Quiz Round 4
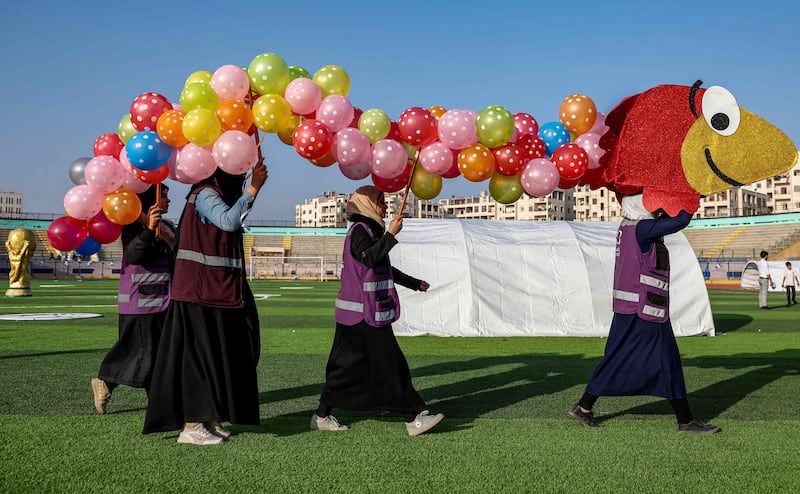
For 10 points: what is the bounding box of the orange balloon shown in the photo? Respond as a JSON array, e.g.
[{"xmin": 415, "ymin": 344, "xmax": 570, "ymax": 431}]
[
  {"xmin": 309, "ymin": 150, "xmax": 336, "ymax": 167},
  {"xmin": 216, "ymin": 99, "xmax": 254, "ymax": 132},
  {"xmin": 103, "ymin": 189, "xmax": 142, "ymax": 225},
  {"xmin": 428, "ymin": 105, "xmax": 447, "ymax": 118},
  {"xmin": 559, "ymin": 94, "xmax": 597, "ymax": 135},
  {"xmin": 156, "ymin": 109, "xmax": 188, "ymax": 147},
  {"xmin": 457, "ymin": 143, "xmax": 495, "ymax": 182},
  {"xmin": 277, "ymin": 114, "xmax": 303, "ymax": 146}
]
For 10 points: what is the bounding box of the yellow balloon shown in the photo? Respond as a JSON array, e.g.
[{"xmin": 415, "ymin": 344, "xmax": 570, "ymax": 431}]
[
  {"xmin": 182, "ymin": 108, "xmax": 222, "ymax": 146},
  {"xmin": 185, "ymin": 70, "xmax": 213, "ymax": 86},
  {"xmin": 117, "ymin": 114, "xmax": 137, "ymax": 144},
  {"xmin": 489, "ymin": 172, "xmax": 524, "ymax": 204},
  {"xmin": 252, "ymin": 94, "xmax": 291, "ymax": 133},
  {"xmin": 410, "ymin": 167, "xmax": 442, "ymax": 200},
  {"xmin": 277, "ymin": 114, "xmax": 304, "ymax": 146},
  {"xmin": 313, "ymin": 65, "xmax": 350, "ymax": 97},
  {"xmin": 180, "ymin": 82, "xmax": 219, "ymax": 112}
]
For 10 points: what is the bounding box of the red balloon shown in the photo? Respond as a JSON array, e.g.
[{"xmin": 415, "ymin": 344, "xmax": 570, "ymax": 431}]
[
  {"xmin": 493, "ymin": 143, "xmax": 526, "ymax": 176},
  {"xmin": 349, "ymin": 107, "xmax": 363, "ymax": 128},
  {"xmin": 558, "ymin": 175, "xmax": 580, "ymax": 189},
  {"xmin": 130, "ymin": 92, "xmax": 172, "ymax": 132},
  {"xmin": 93, "ymin": 133, "xmax": 125, "ymax": 159},
  {"xmin": 372, "ymin": 164, "xmax": 412, "ymax": 193},
  {"xmin": 441, "ymin": 149, "xmax": 461, "ymax": 178},
  {"xmin": 293, "ymin": 120, "xmax": 333, "ymax": 160},
  {"xmin": 551, "ymin": 143, "xmax": 589, "ymax": 180},
  {"xmin": 398, "ymin": 107, "xmax": 438, "ymax": 147},
  {"xmin": 386, "ymin": 121, "xmax": 403, "ymax": 142},
  {"xmin": 513, "ymin": 112, "xmax": 539, "ymax": 137},
  {"xmin": 47, "ymin": 216, "xmax": 89, "ymax": 252},
  {"xmin": 87, "ymin": 210, "xmax": 122, "ymax": 244},
  {"xmin": 133, "ymin": 163, "xmax": 170, "ymax": 184},
  {"xmin": 517, "ymin": 134, "xmax": 547, "ymax": 160}
]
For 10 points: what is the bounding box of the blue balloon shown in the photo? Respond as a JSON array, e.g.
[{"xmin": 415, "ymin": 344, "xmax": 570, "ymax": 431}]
[
  {"xmin": 75, "ymin": 236, "xmax": 102, "ymax": 256},
  {"xmin": 126, "ymin": 131, "xmax": 173, "ymax": 171},
  {"xmin": 538, "ymin": 121, "xmax": 570, "ymax": 156}
]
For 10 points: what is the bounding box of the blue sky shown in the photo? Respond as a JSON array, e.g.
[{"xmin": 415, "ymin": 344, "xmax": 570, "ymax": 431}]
[{"xmin": 1, "ymin": 0, "xmax": 798, "ymax": 221}]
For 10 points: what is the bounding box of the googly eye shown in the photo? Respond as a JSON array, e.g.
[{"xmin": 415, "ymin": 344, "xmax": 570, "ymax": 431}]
[{"xmin": 701, "ymin": 86, "xmax": 740, "ymax": 137}]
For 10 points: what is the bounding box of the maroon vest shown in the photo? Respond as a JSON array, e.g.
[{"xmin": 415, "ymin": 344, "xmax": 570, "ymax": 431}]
[
  {"xmin": 335, "ymin": 222, "xmax": 400, "ymax": 327},
  {"xmin": 171, "ymin": 184, "xmax": 245, "ymax": 308},
  {"xmin": 612, "ymin": 219, "xmax": 671, "ymax": 323}
]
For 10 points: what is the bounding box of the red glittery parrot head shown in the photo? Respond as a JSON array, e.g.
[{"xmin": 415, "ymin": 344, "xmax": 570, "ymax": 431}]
[{"xmin": 581, "ymin": 81, "xmax": 797, "ymax": 215}]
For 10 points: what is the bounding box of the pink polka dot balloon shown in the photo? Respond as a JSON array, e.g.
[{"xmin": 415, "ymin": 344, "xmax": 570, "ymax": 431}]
[
  {"xmin": 419, "ymin": 142, "xmax": 454, "ymax": 176},
  {"xmin": 573, "ymin": 132, "xmax": 606, "ymax": 170},
  {"xmin": 84, "ymin": 155, "xmax": 126, "ymax": 194},
  {"xmin": 284, "ymin": 77, "xmax": 322, "ymax": 116},
  {"xmin": 521, "ymin": 158, "xmax": 559, "ymax": 197},
  {"xmin": 437, "ymin": 109, "xmax": 478, "ymax": 150},
  {"xmin": 213, "ymin": 130, "xmax": 258, "ymax": 175},
  {"xmin": 551, "ymin": 143, "xmax": 589, "ymax": 180},
  {"xmin": 334, "ymin": 128, "xmax": 371, "ymax": 167},
  {"xmin": 317, "ymin": 95, "xmax": 355, "ymax": 133},
  {"xmin": 63, "ymin": 184, "xmax": 104, "ymax": 220},
  {"xmin": 210, "ymin": 65, "xmax": 251, "ymax": 101},
  {"xmin": 176, "ymin": 143, "xmax": 217, "ymax": 182},
  {"xmin": 371, "ymin": 139, "xmax": 408, "ymax": 178}
]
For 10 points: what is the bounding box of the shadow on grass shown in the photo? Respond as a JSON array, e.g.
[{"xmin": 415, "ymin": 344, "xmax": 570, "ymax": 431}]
[
  {"xmin": 712, "ymin": 313, "xmax": 754, "ymax": 333},
  {"xmin": 597, "ymin": 348, "xmax": 800, "ymax": 422}
]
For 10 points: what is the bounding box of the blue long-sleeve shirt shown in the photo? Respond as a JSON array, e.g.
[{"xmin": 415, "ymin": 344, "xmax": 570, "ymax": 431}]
[
  {"xmin": 635, "ymin": 210, "xmax": 691, "ymax": 252},
  {"xmin": 194, "ymin": 188, "xmax": 256, "ymax": 232}
]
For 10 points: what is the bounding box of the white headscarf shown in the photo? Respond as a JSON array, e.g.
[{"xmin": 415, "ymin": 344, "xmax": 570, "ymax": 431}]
[{"xmin": 621, "ymin": 194, "xmax": 653, "ymax": 220}]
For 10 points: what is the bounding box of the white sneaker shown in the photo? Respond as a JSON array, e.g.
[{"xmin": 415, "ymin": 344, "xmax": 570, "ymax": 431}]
[
  {"xmin": 206, "ymin": 421, "xmax": 231, "ymax": 439},
  {"xmin": 406, "ymin": 410, "xmax": 444, "ymax": 436},
  {"xmin": 177, "ymin": 423, "xmax": 225, "ymax": 445},
  {"xmin": 310, "ymin": 414, "xmax": 349, "ymax": 431}
]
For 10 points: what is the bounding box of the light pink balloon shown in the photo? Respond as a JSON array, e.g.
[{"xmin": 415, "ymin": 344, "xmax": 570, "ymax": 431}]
[
  {"xmin": 521, "ymin": 158, "xmax": 559, "ymax": 197},
  {"xmin": 339, "ymin": 159, "xmax": 372, "ymax": 180},
  {"xmin": 84, "ymin": 155, "xmax": 126, "ymax": 194},
  {"xmin": 177, "ymin": 143, "xmax": 217, "ymax": 181},
  {"xmin": 371, "ymin": 139, "xmax": 408, "ymax": 178},
  {"xmin": 168, "ymin": 146, "xmax": 200, "ymax": 184},
  {"xmin": 334, "ymin": 128, "xmax": 371, "ymax": 166},
  {"xmin": 419, "ymin": 142, "xmax": 454, "ymax": 175},
  {"xmin": 121, "ymin": 167, "xmax": 151, "ymax": 193},
  {"xmin": 284, "ymin": 77, "xmax": 322, "ymax": 116},
  {"xmin": 574, "ymin": 132, "xmax": 606, "ymax": 169},
  {"xmin": 213, "ymin": 130, "xmax": 258, "ymax": 175},
  {"xmin": 588, "ymin": 112, "xmax": 608, "ymax": 135},
  {"xmin": 437, "ymin": 109, "xmax": 478, "ymax": 150},
  {"xmin": 211, "ymin": 65, "xmax": 251, "ymax": 101},
  {"xmin": 63, "ymin": 184, "xmax": 104, "ymax": 220},
  {"xmin": 317, "ymin": 95, "xmax": 354, "ymax": 133}
]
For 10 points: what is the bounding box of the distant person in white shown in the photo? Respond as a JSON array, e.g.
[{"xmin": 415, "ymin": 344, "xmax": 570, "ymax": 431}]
[
  {"xmin": 781, "ymin": 261, "xmax": 799, "ymax": 306},
  {"xmin": 756, "ymin": 250, "xmax": 773, "ymax": 309}
]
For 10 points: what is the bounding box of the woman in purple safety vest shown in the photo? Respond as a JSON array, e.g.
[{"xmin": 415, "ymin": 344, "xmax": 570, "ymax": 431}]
[
  {"xmin": 311, "ymin": 186, "xmax": 444, "ymax": 437},
  {"xmin": 568, "ymin": 194, "xmax": 720, "ymax": 434},
  {"xmin": 92, "ymin": 185, "xmax": 175, "ymax": 415},
  {"xmin": 143, "ymin": 161, "xmax": 268, "ymax": 446}
]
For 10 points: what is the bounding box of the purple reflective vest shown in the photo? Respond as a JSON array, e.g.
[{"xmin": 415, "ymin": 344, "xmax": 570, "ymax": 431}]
[
  {"xmin": 171, "ymin": 184, "xmax": 245, "ymax": 309},
  {"xmin": 335, "ymin": 222, "xmax": 400, "ymax": 327},
  {"xmin": 117, "ymin": 256, "xmax": 171, "ymax": 315},
  {"xmin": 612, "ymin": 218, "xmax": 671, "ymax": 323}
]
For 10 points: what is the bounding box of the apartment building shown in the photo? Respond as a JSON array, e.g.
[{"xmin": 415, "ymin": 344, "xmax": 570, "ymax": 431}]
[{"xmin": 0, "ymin": 188, "xmax": 23, "ymax": 218}]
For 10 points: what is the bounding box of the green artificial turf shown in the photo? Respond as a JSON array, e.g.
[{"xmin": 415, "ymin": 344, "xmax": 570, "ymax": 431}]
[{"xmin": 1, "ymin": 280, "xmax": 799, "ymax": 493}]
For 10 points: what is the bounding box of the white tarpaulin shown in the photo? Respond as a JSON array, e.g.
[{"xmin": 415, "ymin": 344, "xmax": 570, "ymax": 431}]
[
  {"xmin": 390, "ymin": 219, "xmax": 714, "ymax": 337},
  {"xmin": 740, "ymin": 260, "xmax": 793, "ymax": 291}
]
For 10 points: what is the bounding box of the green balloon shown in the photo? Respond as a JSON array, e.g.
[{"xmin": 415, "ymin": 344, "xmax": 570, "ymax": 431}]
[
  {"xmin": 180, "ymin": 82, "xmax": 219, "ymax": 112},
  {"xmin": 248, "ymin": 53, "xmax": 290, "ymax": 95},
  {"xmin": 288, "ymin": 65, "xmax": 311, "ymax": 81},
  {"xmin": 489, "ymin": 173, "xmax": 524, "ymax": 204},
  {"xmin": 358, "ymin": 108, "xmax": 391, "ymax": 144},
  {"xmin": 117, "ymin": 114, "xmax": 137, "ymax": 144},
  {"xmin": 477, "ymin": 105, "xmax": 514, "ymax": 148},
  {"xmin": 313, "ymin": 65, "xmax": 350, "ymax": 97}
]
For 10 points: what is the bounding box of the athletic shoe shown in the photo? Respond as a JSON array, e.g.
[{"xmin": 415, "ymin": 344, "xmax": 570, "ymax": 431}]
[
  {"xmin": 177, "ymin": 423, "xmax": 225, "ymax": 445},
  {"xmin": 568, "ymin": 404, "xmax": 601, "ymax": 428},
  {"xmin": 678, "ymin": 419, "xmax": 721, "ymax": 434},
  {"xmin": 91, "ymin": 378, "xmax": 111, "ymax": 415},
  {"xmin": 406, "ymin": 410, "xmax": 444, "ymax": 436},
  {"xmin": 206, "ymin": 421, "xmax": 231, "ymax": 439},
  {"xmin": 310, "ymin": 414, "xmax": 349, "ymax": 431}
]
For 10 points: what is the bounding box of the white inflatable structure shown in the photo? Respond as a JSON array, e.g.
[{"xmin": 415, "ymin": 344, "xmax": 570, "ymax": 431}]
[
  {"xmin": 740, "ymin": 260, "xmax": 796, "ymax": 292},
  {"xmin": 390, "ymin": 219, "xmax": 714, "ymax": 337}
]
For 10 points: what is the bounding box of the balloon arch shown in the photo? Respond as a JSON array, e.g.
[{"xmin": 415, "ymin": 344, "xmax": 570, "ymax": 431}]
[{"xmin": 48, "ymin": 51, "xmax": 606, "ymax": 254}]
